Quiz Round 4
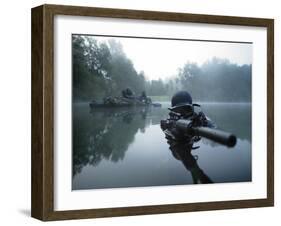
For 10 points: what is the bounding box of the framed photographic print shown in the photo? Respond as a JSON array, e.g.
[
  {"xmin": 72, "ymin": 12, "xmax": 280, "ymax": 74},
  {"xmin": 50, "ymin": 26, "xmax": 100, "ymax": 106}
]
[{"xmin": 31, "ymin": 4, "xmax": 274, "ymax": 221}]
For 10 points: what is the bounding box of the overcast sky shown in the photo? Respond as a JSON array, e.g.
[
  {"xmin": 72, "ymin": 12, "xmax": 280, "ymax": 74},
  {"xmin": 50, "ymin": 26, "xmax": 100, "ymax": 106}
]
[{"xmin": 94, "ymin": 36, "xmax": 252, "ymax": 81}]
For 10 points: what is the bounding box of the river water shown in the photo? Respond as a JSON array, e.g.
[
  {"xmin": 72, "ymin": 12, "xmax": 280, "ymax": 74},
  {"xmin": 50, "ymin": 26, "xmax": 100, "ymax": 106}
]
[{"xmin": 72, "ymin": 102, "xmax": 251, "ymax": 190}]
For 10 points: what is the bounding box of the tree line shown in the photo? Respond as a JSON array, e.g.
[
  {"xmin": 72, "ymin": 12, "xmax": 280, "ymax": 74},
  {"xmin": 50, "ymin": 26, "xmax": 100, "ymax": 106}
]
[{"xmin": 73, "ymin": 35, "xmax": 251, "ymax": 102}]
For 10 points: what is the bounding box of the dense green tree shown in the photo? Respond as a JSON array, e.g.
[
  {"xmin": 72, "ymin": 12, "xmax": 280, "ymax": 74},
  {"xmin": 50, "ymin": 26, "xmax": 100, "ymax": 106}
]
[
  {"xmin": 72, "ymin": 35, "xmax": 112, "ymax": 100},
  {"xmin": 73, "ymin": 36, "xmax": 147, "ymax": 100}
]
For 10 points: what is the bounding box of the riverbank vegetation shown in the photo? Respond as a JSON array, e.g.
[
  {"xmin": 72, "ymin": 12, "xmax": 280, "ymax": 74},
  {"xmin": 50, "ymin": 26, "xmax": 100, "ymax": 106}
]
[{"xmin": 73, "ymin": 35, "xmax": 251, "ymax": 103}]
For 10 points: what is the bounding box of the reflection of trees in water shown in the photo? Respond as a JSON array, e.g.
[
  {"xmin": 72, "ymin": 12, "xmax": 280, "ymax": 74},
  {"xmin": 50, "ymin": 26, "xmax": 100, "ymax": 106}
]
[
  {"xmin": 72, "ymin": 104, "xmax": 250, "ymax": 177},
  {"xmin": 72, "ymin": 106, "xmax": 168, "ymax": 176}
]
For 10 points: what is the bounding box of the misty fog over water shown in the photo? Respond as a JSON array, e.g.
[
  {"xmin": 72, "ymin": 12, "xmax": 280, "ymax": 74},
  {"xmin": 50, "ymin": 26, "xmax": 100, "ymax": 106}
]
[
  {"xmin": 72, "ymin": 102, "xmax": 251, "ymax": 189},
  {"xmin": 72, "ymin": 35, "xmax": 252, "ymax": 189}
]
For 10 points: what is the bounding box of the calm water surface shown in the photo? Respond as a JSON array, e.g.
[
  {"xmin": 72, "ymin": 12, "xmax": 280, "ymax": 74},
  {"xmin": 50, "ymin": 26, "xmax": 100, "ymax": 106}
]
[{"xmin": 72, "ymin": 102, "xmax": 251, "ymax": 190}]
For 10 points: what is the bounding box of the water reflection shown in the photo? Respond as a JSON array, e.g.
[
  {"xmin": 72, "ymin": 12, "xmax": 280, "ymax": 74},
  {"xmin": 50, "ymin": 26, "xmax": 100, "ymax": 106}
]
[
  {"xmin": 72, "ymin": 103, "xmax": 251, "ymax": 190},
  {"xmin": 72, "ymin": 106, "xmax": 166, "ymax": 176},
  {"xmin": 167, "ymin": 139, "xmax": 213, "ymax": 184}
]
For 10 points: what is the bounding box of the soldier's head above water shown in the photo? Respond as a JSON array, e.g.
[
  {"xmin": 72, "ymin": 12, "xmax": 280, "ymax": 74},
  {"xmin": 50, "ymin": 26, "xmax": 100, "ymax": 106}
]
[
  {"xmin": 169, "ymin": 91, "xmax": 195, "ymax": 116},
  {"xmin": 161, "ymin": 90, "xmax": 237, "ymax": 148}
]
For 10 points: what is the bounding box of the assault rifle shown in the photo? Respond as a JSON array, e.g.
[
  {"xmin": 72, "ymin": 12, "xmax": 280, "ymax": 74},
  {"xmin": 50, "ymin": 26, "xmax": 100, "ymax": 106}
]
[{"xmin": 160, "ymin": 104, "xmax": 237, "ymax": 147}]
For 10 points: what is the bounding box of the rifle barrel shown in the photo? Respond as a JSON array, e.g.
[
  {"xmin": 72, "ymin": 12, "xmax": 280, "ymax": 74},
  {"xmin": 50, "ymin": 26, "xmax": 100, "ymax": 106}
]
[
  {"xmin": 175, "ymin": 119, "xmax": 237, "ymax": 147},
  {"xmin": 194, "ymin": 127, "xmax": 236, "ymax": 147}
]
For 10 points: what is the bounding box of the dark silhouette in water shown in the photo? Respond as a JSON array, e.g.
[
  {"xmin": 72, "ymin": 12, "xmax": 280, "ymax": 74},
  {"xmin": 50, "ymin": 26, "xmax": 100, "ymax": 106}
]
[
  {"xmin": 161, "ymin": 91, "xmax": 237, "ymax": 147},
  {"xmin": 73, "ymin": 106, "xmax": 152, "ymax": 176},
  {"xmin": 89, "ymin": 88, "xmax": 157, "ymax": 108},
  {"xmin": 122, "ymin": 88, "xmax": 134, "ymax": 99},
  {"xmin": 166, "ymin": 137, "xmax": 213, "ymax": 184},
  {"xmin": 160, "ymin": 91, "xmax": 238, "ymax": 184},
  {"xmin": 72, "ymin": 102, "xmax": 251, "ymax": 190}
]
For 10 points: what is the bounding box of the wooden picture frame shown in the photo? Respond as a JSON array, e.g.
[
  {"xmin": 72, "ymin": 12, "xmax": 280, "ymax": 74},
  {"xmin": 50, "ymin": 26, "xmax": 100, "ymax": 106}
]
[{"xmin": 31, "ymin": 4, "xmax": 274, "ymax": 221}]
